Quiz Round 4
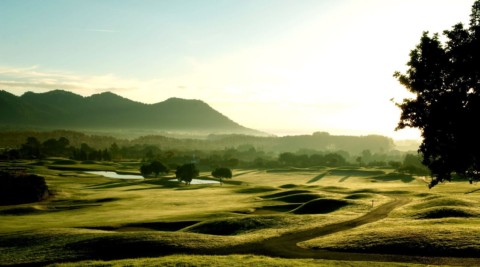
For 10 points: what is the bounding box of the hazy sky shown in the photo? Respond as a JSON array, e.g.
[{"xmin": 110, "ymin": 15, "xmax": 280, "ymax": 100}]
[{"xmin": 0, "ymin": 0, "xmax": 474, "ymax": 139}]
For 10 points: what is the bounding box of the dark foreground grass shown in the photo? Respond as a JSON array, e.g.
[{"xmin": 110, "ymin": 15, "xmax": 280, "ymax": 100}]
[{"xmin": 47, "ymin": 254, "xmax": 436, "ymax": 267}]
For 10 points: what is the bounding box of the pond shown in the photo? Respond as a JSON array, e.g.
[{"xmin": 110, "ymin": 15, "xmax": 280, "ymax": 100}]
[
  {"xmin": 85, "ymin": 171, "xmax": 144, "ymax": 179},
  {"xmin": 169, "ymin": 179, "xmax": 220, "ymax": 185},
  {"xmin": 84, "ymin": 171, "xmax": 220, "ymax": 184}
]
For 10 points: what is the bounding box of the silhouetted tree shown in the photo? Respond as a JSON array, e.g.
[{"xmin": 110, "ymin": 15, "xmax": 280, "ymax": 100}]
[
  {"xmin": 0, "ymin": 171, "xmax": 49, "ymax": 205},
  {"xmin": 150, "ymin": 160, "xmax": 169, "ymax": 177},
  {"xmin": 394, "ymin": 1, "xmax": 480, "ymax": 188},
  {"xmin": 20, "ymin": 137, "xmax": 42, "ymax": 159},
  {"xmin": 139, "ymin": 160, "xmax": 168, "ymax": 177},
  {"xmin": 211, "ymin": 167, "xmax": 232, "ymax": 185},
  {"xmin": 140, "ymin": 164, "xmax": 152, "ymax": 177},
  {"xmin": 175, "ymin": 163, "xmax": 199, "ymax": 185}
]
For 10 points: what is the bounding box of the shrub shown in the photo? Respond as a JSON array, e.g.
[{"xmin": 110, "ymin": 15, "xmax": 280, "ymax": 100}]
[{"xmin": 0, "ymin": 171, "xmax": 49, "ymax": 205}]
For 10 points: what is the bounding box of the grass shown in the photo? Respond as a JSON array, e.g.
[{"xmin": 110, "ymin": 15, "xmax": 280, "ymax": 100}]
[
  {"xmin": 2, "ymin": 160, "xmax": 480, "ymax": 265},
  {"xmin": 47, "ymin": 254, "xmax": 440, "ymax": 267},
  {"xmin": 260, "ymin": 189, "xmax": 313, "ymax": 199},
  {"xmin": 291, "ymin": 198, "xmax": 353, "ymax": 214},
  {"xmin": 301, "ymin": 218, "xmax": 480, "ymax": 257},
  {"xmin": 269, "ymin": 193, "xmax": 324, "ymax": 203},
  {"xmin": 182, "ymin": 215, "xmax": 291, "ymax": 235}
]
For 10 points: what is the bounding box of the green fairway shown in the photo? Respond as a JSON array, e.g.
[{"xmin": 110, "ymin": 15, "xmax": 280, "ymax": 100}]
[{"xmin": 1, "ymin": 160, "xmax": 480, "ymax": 266}]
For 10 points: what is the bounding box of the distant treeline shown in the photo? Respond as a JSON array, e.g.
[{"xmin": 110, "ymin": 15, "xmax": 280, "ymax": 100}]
[
  {"xmin": 0, "ymin": 132, "xmax": 427, "ymax": 174},
  {"xmin": 0, "ymin": 130, "xmax": 397, "ymax": 154}
]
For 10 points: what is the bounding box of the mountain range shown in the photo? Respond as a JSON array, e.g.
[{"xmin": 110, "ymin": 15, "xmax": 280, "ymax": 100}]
[{"xmin": 0, "ymin": 89, "xmax": 265, "ymax": 136}]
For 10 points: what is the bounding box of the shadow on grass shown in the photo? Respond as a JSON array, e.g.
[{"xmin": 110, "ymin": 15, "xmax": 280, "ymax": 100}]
[
  {"xmin": 81, "ymin": 220, "xmax": 200, "ymax": 232},
  {"xmin": 370, "ymin": 173, "xmax": 415, "ymax": 183},
  {"xmin": 235, "ymin": 186, "xmax": 278, "ymax": 194},
  {"xmin": 329, "ymin": 169, "xmax": 385, "ymax": 176},
  {"xmin": 86, "ymin": 178, "xmax": 179, "ymax": 190},
  {"xmin": 0, "ymin": 198, "xmax": 119, "ymax": 215},
  {"xmin": 344, "ymin": 193, "xmax": 375, "ymax": 200},
  {"xmin": 291, "ymin": 198, "xmax": 351, "ymax": 214},
  {"xmin": 413, "ymin": 207, "xmax": 478, "ymax": 219},
  {"xmin": 182, "ymin": 215, "xmax": 285, "ymax": 236},
  {"xmin": 260, "ymin": 189, "xmax": 312, "ymax": 199},
  {"xmin": 306, "ymin": 172, "xmax": 328, "ymax": 183},
  {"xmin": 253, "ymin": 203, "xmax": 301, "ymax": 214}
]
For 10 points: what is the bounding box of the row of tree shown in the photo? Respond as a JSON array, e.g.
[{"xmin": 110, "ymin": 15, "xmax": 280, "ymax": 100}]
[
  {"xmin": 1, "ymin": 137, "xmax": 428, "ymax": 175},
  {"xmin": 139, "ymin": 160, "xmax": 232, "ymax": 186}
]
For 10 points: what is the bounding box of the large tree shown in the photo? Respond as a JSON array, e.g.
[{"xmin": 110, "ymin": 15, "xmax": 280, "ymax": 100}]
[
  {"xmin": 140, "ymin": 160, "xmax": 169, "ymax": 177},
  {"xmin": 394, "ymin": 1, "xmax": 480, "ymax": 188},
  {"xmin": 175, "ymin": 163, "xmax": 199, "ymax": 185},
  {"xmin": 211, "ymin": 167, "xmax": 233, "ymax": 185}
]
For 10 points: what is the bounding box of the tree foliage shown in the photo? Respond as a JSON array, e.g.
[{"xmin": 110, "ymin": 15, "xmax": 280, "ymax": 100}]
[
  {"xmin": 394, "ymin": 1, "xmax": 480, "ymax": 188},
  {"xmin": 175, "ymin": 163, "xmax": 199, "ymax": 185},
  {"xmin": 140, "ymin": 160, "xmax": 169, "ymax": 177},
  {"xmin": 211, "ymin": 167, "xmax": 233, "ymax": 184}
]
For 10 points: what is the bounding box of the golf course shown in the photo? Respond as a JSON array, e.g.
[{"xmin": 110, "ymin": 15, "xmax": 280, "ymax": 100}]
[{"xmin": 1, "ymin": 159, "xmax": 480, "ymax": 266}]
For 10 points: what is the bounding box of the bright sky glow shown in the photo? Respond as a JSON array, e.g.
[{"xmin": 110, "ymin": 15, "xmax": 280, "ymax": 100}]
[{"xmin": 0, "ymin": 0, "xmax": 474, "ymax": 139}]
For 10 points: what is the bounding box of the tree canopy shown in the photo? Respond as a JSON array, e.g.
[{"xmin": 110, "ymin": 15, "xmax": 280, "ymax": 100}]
[
  {"xmin": 140, "ymin": 160, "xmax": 169, "ymax": 177},
  {"xmin": 394, "ymin": 1, "xmax": 480, "ymax": 188},
  {"xmin": 211, "ymin": 167, "xmax": 232, "ymax": 185},
  {"xmin": 175, "ymin": 163, "xmax": 199, "ymax": 185}
]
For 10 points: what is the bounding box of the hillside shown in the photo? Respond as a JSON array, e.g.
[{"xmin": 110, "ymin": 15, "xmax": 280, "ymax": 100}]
[
  {"xmin": 0, "ymin": 90, "xmax": 264, "ymax": 136},
  {"xmin": 0, "ymin": 130, "xmax": 396, "ymax": 155}
]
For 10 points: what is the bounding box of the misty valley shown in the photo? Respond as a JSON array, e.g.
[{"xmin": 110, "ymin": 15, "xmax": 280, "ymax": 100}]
[
  {"xmin": 2, "ymin": 0, "xmax": 480, "ymax": 266},
  {"xmin": 0, "ymin": 124, "xmax": 479, "ymax": 266}
]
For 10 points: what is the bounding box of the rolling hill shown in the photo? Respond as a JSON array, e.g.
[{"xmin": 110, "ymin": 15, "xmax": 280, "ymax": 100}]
[{"xmin": 0, "ymin": 90, "xmax": 265, "ymax": 136}]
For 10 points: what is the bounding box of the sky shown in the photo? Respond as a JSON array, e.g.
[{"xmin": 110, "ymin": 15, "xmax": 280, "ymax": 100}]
[{"xmin": 0, "ymin": 0, "xmax": 475, "ymax": 140}]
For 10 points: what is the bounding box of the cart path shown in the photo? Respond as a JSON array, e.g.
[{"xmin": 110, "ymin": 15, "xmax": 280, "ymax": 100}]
[
  {"xmin": 223, "ymin": 198, "xmax": 411, "ymax": 257},
  {"xmin": 209, "ymin": 197, "xmax": 480, "ymax": 265}
]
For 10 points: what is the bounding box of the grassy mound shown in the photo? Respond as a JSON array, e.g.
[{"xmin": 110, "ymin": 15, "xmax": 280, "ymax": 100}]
[
  {"xmin": 235, "ymin": 186, "xmax": 278, "ymax": 194},
  {"xmin": 182, "ymin": 216, "xmax": 286, "ymax": 235},
  {"xmin": 272, "ymin": 193, "xmax": 323, "ymax": 203},
  {"xmin": 279, "ymin": 184, "xmax": 299, "ymax": 189},
  {"xmin": 302, "ymin": 224, "xmax": 480, "ymax": 257},
  {"xmin": 291, "ymin": 198, "xmax": 351, "ymax": 214},
  {"xmin": 415, "ymin": 193, "xmax": 438, "ymax": 198},
  {"xmin": 48, "ymin": 254, "xmax": 420, "ymax": 267},
  {"xmin": 83, "ymin": 220, "xmax": 199, "ymax": 232},
  {"xmin": 344, "ymin": 193, "xmax": 374, "ymax": 199},
  {"xmin": 254, "ymin": 204, "xmax": 301, "ymax": 213},
  {"xmin": 413, "ymin": 207, "xmax": 478, "ymax": 219},
  {"xmin": 260, "ymin": 190, "xmax": 312, "ymax": 199},
  {"xmin": 349, "ymin": 188, "xmax": 381, "ymax": 194},
  {"xmin": 410, "ymin": 197, "xmax": 474, "ymax": 211},
  {"xmin": 321, "ymin": 186, "xmax": 349, "ymax": 192}
]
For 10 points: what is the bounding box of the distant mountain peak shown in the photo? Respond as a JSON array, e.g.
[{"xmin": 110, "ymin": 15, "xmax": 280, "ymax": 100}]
[
  {"xmin": 22, "ymin": 89, "xmax": 80, "ymax": 97},
  {"xmin": 0, "ymin": 89, "xmax": 266, "ymax": 136}
]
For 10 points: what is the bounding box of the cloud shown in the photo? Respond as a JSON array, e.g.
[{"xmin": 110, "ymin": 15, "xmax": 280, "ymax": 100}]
[{"xmin": 0, "ymin": 65, "xmax": 148, "ymax": 98}]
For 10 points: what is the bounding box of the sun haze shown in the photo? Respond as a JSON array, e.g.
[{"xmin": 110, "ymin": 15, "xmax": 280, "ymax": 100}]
[{"xmin": 0, "ymin": 0, "xmax": 473, "ymax": 139}]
